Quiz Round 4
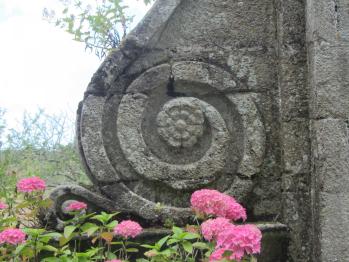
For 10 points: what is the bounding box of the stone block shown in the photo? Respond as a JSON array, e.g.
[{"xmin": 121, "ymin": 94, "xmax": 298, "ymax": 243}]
[
  {"xmin": 281, "ymin": 119, "xmax": 310, "ymax": 175},
  {"xmin": 311, "ymin": 119, "xmax": 349, "ymax": 194},
  {"xmin": 317, "ymin": 192, "xmax": 349, "ymax": 261},
  {"xmin": 311, "ymin": 119, "xmax": 349, "ymax": 260},
  {"xmin": 309, "ymin": 43, "xmax": 349, "ymax": 119}
]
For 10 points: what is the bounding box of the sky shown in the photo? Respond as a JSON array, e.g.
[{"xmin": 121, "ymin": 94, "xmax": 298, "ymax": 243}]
[{"xmin": 0, "ymin": 0, "xmax": 150, "ymax": 131}]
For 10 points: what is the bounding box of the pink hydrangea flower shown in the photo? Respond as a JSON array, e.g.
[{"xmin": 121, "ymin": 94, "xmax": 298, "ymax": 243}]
[
  {"xmin": 212, "ymin": 224, "xmax": 262, "ymax": 261},
  {"xmin": 190, "ymin": 189, "xmax": 247, "ymax": 221},
  {"xmin": 201, "ymin": 217, "xmax": 233, "ymax": 241},
  {"xmin": 105, "ymin": 260, "xmax": 122, "ymax": 262},
  {"xmin": 210, "ymin": 247, "xmax": 243, "ymax": 262},
  {"xmin": 0, "ymin": 228, "xmax": 26, "ymax": 245},
  {"xmin": 65, "ymin": 201, "xmax": 87, "ymax": 211},
  {"xmin": 210, "ymin": 248, "xmax": 229, "ymax": 262},
  {"xmin": 17, "ymin": 177, "xmax": 46, "ymax": 193},
  {"xmin": 0, "ymin": 202, "xmax": 8, "ymax": 210},
  {"xmin": 114, "ymin": 220, "xmax": 143, "ymax": 238}
]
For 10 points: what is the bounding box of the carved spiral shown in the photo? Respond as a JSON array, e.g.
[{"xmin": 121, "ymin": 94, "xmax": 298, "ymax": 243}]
[{"xmin": 78, "ymin": 61, "xmax": 265, "ymax": 217}]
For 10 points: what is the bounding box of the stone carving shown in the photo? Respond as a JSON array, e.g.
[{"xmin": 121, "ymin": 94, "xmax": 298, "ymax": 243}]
[
  {"xmin": 156, "ymin": 98, "xmax": 205, "ymax": 148},
  {"xmin": 50, "ymin": 60, "xmax": 266, "ymax": 226},
  {"xmin": 50, "ymin": 0, "xmax": 269, "ymax": 228}
]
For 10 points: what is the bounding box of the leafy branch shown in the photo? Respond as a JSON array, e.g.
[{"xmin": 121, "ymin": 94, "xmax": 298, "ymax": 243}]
[{"xmin": 43, "ymin": 0, "xmax": 154, "ymax": 59}]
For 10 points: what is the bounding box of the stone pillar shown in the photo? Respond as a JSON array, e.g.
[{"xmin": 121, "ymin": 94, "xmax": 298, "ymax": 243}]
[
  {"xmin": 306, "ymin": 0, "xmax": 349, "ymax": 261},
  {"xmin": 277, "ymin": 1, "xmax": 312, "ymax": 260}
]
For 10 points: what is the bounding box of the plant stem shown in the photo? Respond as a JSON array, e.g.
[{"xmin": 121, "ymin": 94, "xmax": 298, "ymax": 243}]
[{"xmin": 34, "ymin": 236, "xmax": 39, "ymax": 262}]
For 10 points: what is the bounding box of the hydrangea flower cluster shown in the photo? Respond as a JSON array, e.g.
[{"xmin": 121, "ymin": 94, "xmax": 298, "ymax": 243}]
[
  {"xmin": 213, "ymin": 224, "xmax": 262, "ymax": 261},
  {"xmin": 190, "ymin": 189, "xmax": 247, "ymax": 221},
  {"xmin": 201, "ymin": 217, "xmax": 232, "ymax": 241},
  {"xmin": 191, "ymin": 189, "xmax": 262, "ymax": 261},
  {"xmin": 0, "ymin": 228, "xmax": 26, "ymax": 245},
  {"xmin": 16, "ymin": 176, "xmax": 46, "ymax": 193},
  {"xmin": 65, "ymin": 201, "xmax": 88, "ymax": 212},
  {"xmin": 0, "ymin": 201, "xmax": 8, "ymax": 210},
  {"xmin": 114, "ymin": 220, "xmax": 143, "ymax": 238}
]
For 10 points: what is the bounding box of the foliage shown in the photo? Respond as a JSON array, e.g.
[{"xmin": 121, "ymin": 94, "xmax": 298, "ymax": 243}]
[
  {"xmin": 43, "ymin": 0, "xmax": 154, "ymax": 59},
  {"xmin": 0, "ymin": 175, "xmax": 261, "ymax": 261},
  {"xmin": 0, "ymin": 108, "xmax": 89, "ymax": 194},
  {"xmin": 140, "ymin": 226, "xmax": 211, "ymax": 262},
  {"xmin": 5, "ymin": 109, "xmax": 73, "ymax": 150},
  {"xmin": 0, "ymin": 108, "xmax": 6, "ymax": 150}
]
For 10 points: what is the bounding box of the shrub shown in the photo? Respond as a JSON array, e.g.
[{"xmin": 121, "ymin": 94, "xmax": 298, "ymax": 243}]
[{"xmin": 0, "ymin": 177, "xmax": 262, "ymax": 262}]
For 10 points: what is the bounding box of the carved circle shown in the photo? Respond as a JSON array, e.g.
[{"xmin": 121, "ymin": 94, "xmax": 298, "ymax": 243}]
[
  {"xmin": 156, "ymin": 98, "xmax": 205, "ymax": 148},
  {"xmin": 79, "ymin": 61, "xmax": 266, "ymax": 215},
  {"xmin": 117, "ymin": 96, "xmax": 230, "ymax": 189}
]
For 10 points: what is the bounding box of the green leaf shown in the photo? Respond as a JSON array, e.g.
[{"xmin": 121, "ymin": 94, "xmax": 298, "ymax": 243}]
[
  {"xmin": 172, "ymin": 226, "xmax": 183, "ymax": 235},
  {"xmin": 59, "ymin": 236, "xmax": 72, "ymax": 246},
  {"xmin": 111, "ymin": 241, "xmax": 124, "ymax": 245},
  {"xmin": 126, "ymin": 247, "xmax": 139, "ymax": 253},
  {"xmin": 182, "ymin": 240, "xmax": 193, "ymax": 253},
  {"xmin": 81, "ymin": 222, "xmax": 99, "ymax": 237},
  {"xmin": 24, "ymin": 228, "xmax": 45, "ymax": 236},
  {"xmin": 157, "ymin": 235, "xmax": 170, "ymax": 249},
  {"xmin": 141, "ymin": 244, "xmax": 157, "ymax": 249},
  {"xmin": 183, "ymin": 232, "xmax": 200, "ymax": 240},
  {"xmin": 205, "ymin": 249, "xmax": 212, "ymax": 258},
  {"xmin": 83, "ymin": 247, "xmax": 101, "ymax": 257},
  {"xmin": 42, "ymin": 245, "xmax": 58, "ymax": 252},
  {"xmin": 106, "ymin": 220, "xmax": 118, "ymax": 229},
  {"xmin": 192, "ymin": 242, "xmax": 209, "ymax": 250},
  {"xmin": 20, "ymin": 246, "xmax": 35, "ymax": 258},
  {"xmin": 160, "ymin": 248, "xmax": 175, "ymax": 257},
  {"xmin": 167, "ymin": 238, "xmax": 180, "ymax": 245},
  {"xmin": 15, "ymin": 243, "xmax": 27, "ymax": 255},
  {"xmin": 91, "ymin": 214, "xmax": 107, "ymax": 224},
  {"xmin": 64, "ymin": 225, "xmax": 77, "ymax": 239},
  {"xmin": 39, "ymin": 236, "xmax": 52, "ymax": 244}
]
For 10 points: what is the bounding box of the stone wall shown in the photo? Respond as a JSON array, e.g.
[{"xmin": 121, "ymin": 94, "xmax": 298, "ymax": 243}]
[
  {"xmin": 277, "ymin": 0, "xmax": 312, "ymax": 260},
  {"xmin": 307, "ymin": 0, "xmax": 349, "ymax": 261},
  {"xmin": 49, "ymin": 0, "xmax": 349, "ymax": 261}
]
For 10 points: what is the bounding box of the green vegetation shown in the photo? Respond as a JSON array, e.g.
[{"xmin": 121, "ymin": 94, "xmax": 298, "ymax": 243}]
[
  {"xmin": 0, "ymin": 108, "xmax": 89, "ymax": 195},
  {"xmin": 43, "ymin": 0, "xmax": 154, "ymax": 59},
  {"xmin": 0, "ymin": 177, "xmax": 259, "ymax": 261}
]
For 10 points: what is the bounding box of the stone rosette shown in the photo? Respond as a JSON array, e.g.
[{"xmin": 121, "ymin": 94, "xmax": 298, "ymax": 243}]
[{"xmin": 156, "ymin": 98, "xmax": 205, "ymax": 148}]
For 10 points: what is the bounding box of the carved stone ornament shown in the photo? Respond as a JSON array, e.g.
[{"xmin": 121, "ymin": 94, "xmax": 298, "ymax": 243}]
[
  {"xmin": 49, "ymin": 0, "xmax": 267, "ymax": 227},
  {"xmin": 156, "ymin": 98, "xmax": 205, "ymax": 148}
]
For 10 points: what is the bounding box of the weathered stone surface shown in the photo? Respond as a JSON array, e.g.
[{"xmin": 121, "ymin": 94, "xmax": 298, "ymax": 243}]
[
  {"xmin": 172, "ymin": 61, "xmax": 237, "ymax": 92},
  {"xmin": 311, "ymin": 120, "xmax": 349, "ymax": 194},
  {"xmin": 313, "ymin": 43, "xmax": 349, "ymax": 118},
  {"xmin": 307, "ymin": 0, "xmax": 349, "ymax": 260},
  {"xmin": 73, "ymin": 0, "xmax": 276, "ymax": 222},
  {"xmin": 79, "ymin": 96, "xmax": 119, "ymax": 183},
  {"xmin": 281, "ymin": 120, "xmax": 310, "ymax": 175},
  {"xmin": 310, "ymin": 119, "xmax": 349, "ymax": 261}
]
